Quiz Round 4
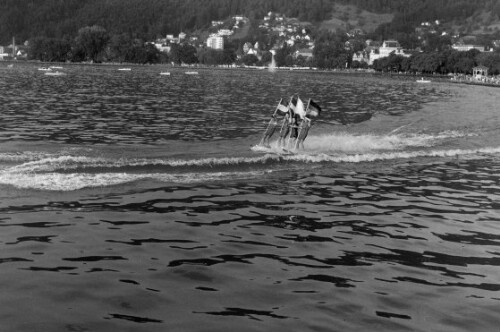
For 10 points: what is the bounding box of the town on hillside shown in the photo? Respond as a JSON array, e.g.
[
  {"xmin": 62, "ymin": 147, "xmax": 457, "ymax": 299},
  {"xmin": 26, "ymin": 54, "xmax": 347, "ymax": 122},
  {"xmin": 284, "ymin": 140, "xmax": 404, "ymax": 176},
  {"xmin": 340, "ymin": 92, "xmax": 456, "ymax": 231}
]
[{"xmin": 2, "ymin": 11, "xmax": 500, "ymax": 83}]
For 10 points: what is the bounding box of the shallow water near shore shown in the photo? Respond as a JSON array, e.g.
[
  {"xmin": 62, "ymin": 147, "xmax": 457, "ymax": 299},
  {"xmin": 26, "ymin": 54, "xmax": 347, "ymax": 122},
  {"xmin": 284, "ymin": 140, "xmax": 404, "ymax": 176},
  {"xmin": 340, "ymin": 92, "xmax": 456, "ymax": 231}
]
[{"xmin": 0, "ymin": 63, "xmax": 499, "ymax": 331}]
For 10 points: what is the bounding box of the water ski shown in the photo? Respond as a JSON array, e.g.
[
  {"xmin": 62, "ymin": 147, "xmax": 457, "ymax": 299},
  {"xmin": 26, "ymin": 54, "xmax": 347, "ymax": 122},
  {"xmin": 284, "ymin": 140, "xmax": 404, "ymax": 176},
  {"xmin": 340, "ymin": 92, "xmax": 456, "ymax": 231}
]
[
  {"xmin": 251, "ymin": 144, "xmax": 295, "ymax": 155},
  {"xmin": 280, "ymin": 148, "xmax": 295, "ymax": 155}
]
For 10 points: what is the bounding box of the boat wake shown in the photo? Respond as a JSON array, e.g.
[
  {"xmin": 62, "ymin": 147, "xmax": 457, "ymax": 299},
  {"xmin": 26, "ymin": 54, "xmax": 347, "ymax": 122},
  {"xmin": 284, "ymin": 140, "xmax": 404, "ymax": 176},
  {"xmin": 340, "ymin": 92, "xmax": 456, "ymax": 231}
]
[{"xmin": 0, "ymin": 131, "xmax": 495, "ymax": 191}]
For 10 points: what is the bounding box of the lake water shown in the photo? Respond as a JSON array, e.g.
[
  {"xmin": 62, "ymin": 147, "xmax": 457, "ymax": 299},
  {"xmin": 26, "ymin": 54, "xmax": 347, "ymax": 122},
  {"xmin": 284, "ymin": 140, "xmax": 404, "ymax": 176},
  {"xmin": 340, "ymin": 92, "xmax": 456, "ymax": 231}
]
[{"xmin": 0, "ymin": 63, "xmax": 499, "ymax": 331}]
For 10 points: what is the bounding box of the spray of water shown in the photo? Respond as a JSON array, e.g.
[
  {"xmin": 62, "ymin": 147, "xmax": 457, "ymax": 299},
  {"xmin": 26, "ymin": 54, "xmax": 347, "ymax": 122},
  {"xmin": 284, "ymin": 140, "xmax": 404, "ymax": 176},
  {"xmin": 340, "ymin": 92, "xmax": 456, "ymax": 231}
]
[{"xmin": 268, "ymin": 50, "xmax": 276, "ymax": 73}]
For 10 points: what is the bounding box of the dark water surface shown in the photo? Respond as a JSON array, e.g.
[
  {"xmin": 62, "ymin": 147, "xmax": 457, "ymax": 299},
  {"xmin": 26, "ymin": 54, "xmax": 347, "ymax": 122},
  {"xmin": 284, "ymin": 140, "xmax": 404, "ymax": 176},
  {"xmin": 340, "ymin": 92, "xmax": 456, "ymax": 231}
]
[{"xmin": 0, "ymin": 63, "xmax": 499, "ymax": 331}]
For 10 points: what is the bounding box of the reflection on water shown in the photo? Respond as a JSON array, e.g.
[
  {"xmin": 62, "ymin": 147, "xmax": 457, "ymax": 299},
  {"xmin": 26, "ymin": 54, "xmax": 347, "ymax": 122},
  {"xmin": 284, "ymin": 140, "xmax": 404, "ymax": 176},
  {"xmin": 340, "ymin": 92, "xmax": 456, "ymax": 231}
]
[{"xmin": 1, "ymin": 156, "xmax": 499, "ymax": 331}]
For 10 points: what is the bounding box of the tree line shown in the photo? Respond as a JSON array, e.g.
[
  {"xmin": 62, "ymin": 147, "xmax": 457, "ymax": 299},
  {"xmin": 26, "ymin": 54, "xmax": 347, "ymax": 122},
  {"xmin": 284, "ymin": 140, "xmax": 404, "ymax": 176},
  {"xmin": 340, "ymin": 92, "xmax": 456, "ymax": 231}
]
[
  {"xmin": 26, "ymin": 23, "xmax": 324, "ymax": 68},
  {"xmin": 369, "ymin": 49, "xmax": 500, "ymax": 75},
  {"xmin": 29, "ymin": 26, "xmax": 166, "ymax": 64},
  {"xmin": 27, "ymin": 23, "xmax": 500, "ymax": 77}
]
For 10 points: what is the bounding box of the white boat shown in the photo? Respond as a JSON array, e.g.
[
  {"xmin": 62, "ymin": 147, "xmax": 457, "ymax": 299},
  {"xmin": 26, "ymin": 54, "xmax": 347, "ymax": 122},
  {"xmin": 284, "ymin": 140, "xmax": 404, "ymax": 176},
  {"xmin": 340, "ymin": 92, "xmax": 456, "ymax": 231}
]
[
  {"xmin": 185, "ymin": 71, "xmax": 198, "ymax": 75},
  {"xmin": 416, "ymin": 78, "xmax": 431, "ymax": 83},
  {"xmin": 49, "ymin": 66, "xmax": 63, "ymax": 69},
  {"xmin": 160, "ymin": 72, "xmax": 171, "ymax": 75},
  {"xmin": 118, "ymin": 68, "xmax": 131, "ymax": 71},
  {"xmin": 44, "ymin": 71, "xmax": 66, "ymax": 76},
  {"xmin": 38, "ymin": 67, "xmax": 52, "ymax": 71}
]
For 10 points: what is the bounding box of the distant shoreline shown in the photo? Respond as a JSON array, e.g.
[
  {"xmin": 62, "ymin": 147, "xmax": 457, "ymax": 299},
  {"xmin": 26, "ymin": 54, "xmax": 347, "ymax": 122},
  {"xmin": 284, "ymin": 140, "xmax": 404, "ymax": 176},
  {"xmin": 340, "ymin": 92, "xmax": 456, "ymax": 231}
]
[{"xmin": 4, "ymin": 59, "xmax": 499, "ymax": 88}]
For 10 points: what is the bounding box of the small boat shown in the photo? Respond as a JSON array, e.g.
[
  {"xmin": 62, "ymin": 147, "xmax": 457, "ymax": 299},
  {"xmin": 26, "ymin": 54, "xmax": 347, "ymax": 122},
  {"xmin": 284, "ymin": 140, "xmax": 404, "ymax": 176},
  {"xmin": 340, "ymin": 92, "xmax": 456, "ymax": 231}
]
[
  {"xmin": 118, "ymin": 68, "xmax": 131, "ymax": 71},
  {"xmin": 416, "ymin": 77, "xmax": 431, "ymax": 83},
  {"xmin": 44, "ymin": 71, "xmax": 66, "ymax": 76},
  {"xmin": 160, "ymin": 72, "xmax": 171, "ymax": 76},
  {"xmin": 38, "ymin": 67, "xmax": 52, "ymax": 71},
  {"xmin": 49, "ymin": 66, "xmax": 63, "ymax": 69},
  {"xmin": 185, "ymin": 71, "xmax": 198, "ymax": 75}
]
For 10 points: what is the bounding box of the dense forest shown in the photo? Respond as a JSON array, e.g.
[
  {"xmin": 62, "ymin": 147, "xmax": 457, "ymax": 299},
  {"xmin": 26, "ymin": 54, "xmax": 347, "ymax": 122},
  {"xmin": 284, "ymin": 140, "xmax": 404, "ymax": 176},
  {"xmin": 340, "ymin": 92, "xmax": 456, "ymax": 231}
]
[{"xmin": 2, "ymin": 0, "xmax": 500, "ymax": 44}]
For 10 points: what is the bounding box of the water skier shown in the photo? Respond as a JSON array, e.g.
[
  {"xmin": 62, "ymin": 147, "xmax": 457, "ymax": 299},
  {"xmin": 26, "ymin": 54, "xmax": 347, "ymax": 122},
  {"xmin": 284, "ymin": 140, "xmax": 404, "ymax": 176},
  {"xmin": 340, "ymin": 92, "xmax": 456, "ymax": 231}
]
[
  {"xmin": 287, "ymin": 113, "xmax": 301, "ymax": 149},
  {"xmin": 260, "ymin": 114, "xmax": 279, "ymax": 147},
  {"xmin": 278, "ymin": 109, "xmax": 294, "ymax": 148},
  {"xmin": 295, "ymin": 116, "xmax": 312, "ymax": 150},
  {"xmin": 260, "ymin": 98, "xmax": 290, "ymax": 148}
]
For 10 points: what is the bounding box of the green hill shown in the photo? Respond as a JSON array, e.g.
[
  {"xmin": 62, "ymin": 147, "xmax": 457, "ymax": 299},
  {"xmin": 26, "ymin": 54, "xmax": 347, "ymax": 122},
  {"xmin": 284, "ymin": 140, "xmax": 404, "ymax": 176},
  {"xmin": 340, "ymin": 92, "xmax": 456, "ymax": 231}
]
[
  {"xmin": 1, "ymin": 0, "xmax": 499, "ymax": 45},
  {"xmin": 320, "ymin": 4, "xmax": 394, "ymax": 33}
]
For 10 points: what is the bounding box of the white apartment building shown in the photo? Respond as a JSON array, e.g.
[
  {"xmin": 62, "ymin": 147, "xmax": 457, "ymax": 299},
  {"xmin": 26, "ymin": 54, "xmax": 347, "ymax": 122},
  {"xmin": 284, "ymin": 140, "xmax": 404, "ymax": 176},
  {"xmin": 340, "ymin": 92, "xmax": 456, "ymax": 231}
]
[{"xmin": 207, "ymin": 36, "xmax": 224, "ymax": 50}]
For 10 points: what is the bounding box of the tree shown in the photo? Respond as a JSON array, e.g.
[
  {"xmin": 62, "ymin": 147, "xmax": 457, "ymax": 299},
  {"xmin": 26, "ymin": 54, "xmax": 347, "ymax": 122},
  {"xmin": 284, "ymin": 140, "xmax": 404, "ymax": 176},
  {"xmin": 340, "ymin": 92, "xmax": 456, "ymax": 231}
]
[
  {"xmin": 221, "ymin": 48, "xmax": 236, "ymax": 65},
  {"xmin": 177, "ymin": 44, "xmax": 198, "ymax": 64},
  {"xmin": 260, "ymin": 51, "xmax": 272, "ymax": 65},
  {"xmin": 476, "ymin": 52, "xmax": 500, "ymax": 75},
  {"xmin": 169, "ymin": 44, "xmax": 182, "ymax": 64},
  {"xmin": 274, "ymin": 45, "xmax": 293, "ymax": 67},
  {"xmin": 198, "ymin": 48, "xmax": 222, "ymax": 65},
  {"xmin": 28, "ymin": 37, "xmax": 71, "ymax": 62},
  {"xmin": 124, "ymin": 42, "xmax": 161, "ymax": 64},
  {"xmin": 241, "ymin": 53, "xmax": 258, "ymax": 65},
  {"xmin": 74, "ymin": 25, "xmax": 109, "ymax": 62},
  {"xmin": 455, "ymin": 57, "xmax": 475, "ymax": 74},
  {"xmin": 107, "ymin": 33, "xmax": 133, "ymax": 63}
]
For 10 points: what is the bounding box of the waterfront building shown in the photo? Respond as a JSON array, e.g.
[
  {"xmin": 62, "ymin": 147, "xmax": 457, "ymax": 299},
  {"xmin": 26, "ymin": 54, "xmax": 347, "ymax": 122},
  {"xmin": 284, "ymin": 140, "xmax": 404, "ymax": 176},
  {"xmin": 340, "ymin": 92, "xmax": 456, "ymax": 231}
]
[
  {"xmin": 473, "ymin": 65, "xmax": 488, "ymax": 78},
  {"xmin": 0, "ymin": 46, "xmax": 8, "ymax": 60}
]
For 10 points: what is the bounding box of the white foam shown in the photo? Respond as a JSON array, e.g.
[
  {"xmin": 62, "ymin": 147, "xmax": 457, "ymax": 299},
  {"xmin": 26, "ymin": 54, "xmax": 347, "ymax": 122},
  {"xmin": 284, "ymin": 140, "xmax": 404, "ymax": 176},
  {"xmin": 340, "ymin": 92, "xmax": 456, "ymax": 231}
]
[
  {"xmin": 0, "ymin": 151, "xmax": 57, "ymax": 162},
  {"xmin": 0, "ymin": 170, "xmax": 267, "ymax": 191},
  {"xmin": 5, "ymin": 154, "xmax": 279, "ymax": 174},
  {"xmin": 282, "ymin": 146, "xmax": 500, "ymax": 163},
  {"xmin": 303, "ymin": 131, "xmax": 471, "ymax": 154}
]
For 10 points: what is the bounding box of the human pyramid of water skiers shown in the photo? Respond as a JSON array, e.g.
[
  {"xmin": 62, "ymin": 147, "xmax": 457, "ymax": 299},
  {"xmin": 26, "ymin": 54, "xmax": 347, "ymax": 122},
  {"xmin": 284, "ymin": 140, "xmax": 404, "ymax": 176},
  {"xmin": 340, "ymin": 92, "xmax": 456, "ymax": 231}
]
[{"xmin": 259, "ymin": 95, "xmax": 322, "ymax": 151}]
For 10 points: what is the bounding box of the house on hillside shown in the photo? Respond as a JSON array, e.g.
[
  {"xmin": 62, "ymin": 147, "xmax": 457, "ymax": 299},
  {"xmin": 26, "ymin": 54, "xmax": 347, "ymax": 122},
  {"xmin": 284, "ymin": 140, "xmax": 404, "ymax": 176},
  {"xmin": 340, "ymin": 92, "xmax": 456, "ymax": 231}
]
[
  {"xmin": 217, "ymin": 29, "xmax": 233, "ymax": 36},
  {"xmin": 367, "ymin": 40, "xmax": 410, "ymax": 65},
  {"xmin": 295, "ymin": 48, "xmax": 313, "ymax": 59},
  {"xmin": 243, "ymin": 42, "xmax": 253, "ymax": 54},
  {"xmin": 451, "ymin": 43, "xmax": 485, "ymax": 52},
  {"xmin": 352, "ymin": 50, "xmax": 370, "ymax": 64},
  {"xmin": 153, "ymin": 42, "xmax": 170, "ymax": 53},
  {"xmin": 347, "ymin": 29, "xmax": 365, "ymax": 38}
]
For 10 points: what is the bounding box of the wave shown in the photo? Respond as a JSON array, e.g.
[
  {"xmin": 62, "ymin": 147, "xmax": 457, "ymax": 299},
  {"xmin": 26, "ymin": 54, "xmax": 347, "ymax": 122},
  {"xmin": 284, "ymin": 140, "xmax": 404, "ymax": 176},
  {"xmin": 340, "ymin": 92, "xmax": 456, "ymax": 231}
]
[
  {"xmin": 0, "ymin": 170, "xmax": 269, "ymax": 191},
  {"xmin": 0, "ymin": 131, "xmax": 495, "ymax": 191},
  {"xmin": 2, "ymin": 145, "xmax": 500, "ymax": 191}
]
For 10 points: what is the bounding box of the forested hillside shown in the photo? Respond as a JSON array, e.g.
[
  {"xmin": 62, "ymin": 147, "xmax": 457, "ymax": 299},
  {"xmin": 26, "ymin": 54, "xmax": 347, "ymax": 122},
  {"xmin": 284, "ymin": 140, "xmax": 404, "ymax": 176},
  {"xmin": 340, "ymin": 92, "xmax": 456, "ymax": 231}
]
[
  {"xmin": 1, "ymin": 0, "xmax": 499, "ymax": 44},
  {"xmin": 0, "ymin": 0, "xmax": 333, "ymax": 44}
]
